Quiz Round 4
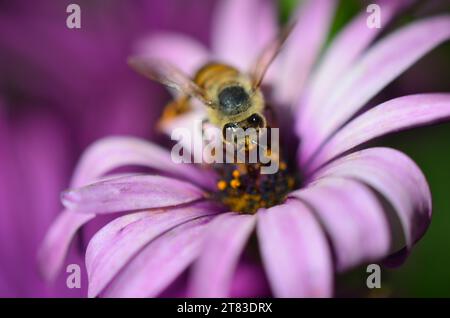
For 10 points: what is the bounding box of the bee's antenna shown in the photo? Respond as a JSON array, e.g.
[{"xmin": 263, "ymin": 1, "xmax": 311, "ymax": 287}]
[{"xmin": 249, "ymin": 19, "xmax": 297, "ymax": 90}]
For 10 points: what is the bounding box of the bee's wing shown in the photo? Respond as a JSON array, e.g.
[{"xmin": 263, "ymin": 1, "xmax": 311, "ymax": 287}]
[
  {"xmin": 128, "ymin": 56, "xmax": 214, "ymax": 107},
  {"xmin": 249, "ymin": 22, "xmax": 296, "ymax": 90}
]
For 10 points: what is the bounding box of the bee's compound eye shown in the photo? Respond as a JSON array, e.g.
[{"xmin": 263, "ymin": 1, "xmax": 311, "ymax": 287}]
[{"xmin": 247, "ymin": 114, "xmax": 263, "ymax": 128}]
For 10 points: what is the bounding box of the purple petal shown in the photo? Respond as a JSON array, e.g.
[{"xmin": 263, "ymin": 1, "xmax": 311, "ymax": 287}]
[
  {"xmin": 70, "ymin": 136, "xmax": 214, "ymax": 190},
  {"xmin": 134, "ymin": 32, "xmax": 210, "ymax": 76},
  {"xmin": 101, "ymin": 216, "xmax": 214, "ymax": 298},
  {"xmin": 300, "ymin": 16, "xmax": 450, "ymax": 164},
  {"xmin": 312, "ymin": 147, "xmax": 432, "ymax": 252},
  {"xmin": 308, "ymin": 94, "xmax": 450, "ymax": 172},
  {"xmin": 189, "ymin": 212, "xmax": 256, "ymax": 297},
  {"xmin": 62, "ymin": 175, "xmax": 204, "ymax": 214},
  {"xmin": 38, "ymin": 210, "xmax": 93, "ymax": 281},
  {"xmin": 38, "ymin": 173, "xmax": 141, "ymax": 281},
  {"xmin": 290, "ymin": 178, "xmax": 390, "ymax": 272},
  {"xmin": 211, "ymin": 0, "xmax": 277, "ymax": 71},
  {"xmin": 273, "ymin": 0, "xmax": 336, "ymax": 106},
  {"xmin": 86, "ymin": 202, "xmax": 221, "ymax": 298},
  {"xmin": 297, "ymin": 0, "xmax": 406, "ymax": 132},
  {"xmin": 39, "ymin": 136, "xmax": 215, "ymax": 280},
  {"xmin": 257, "ymin": 200, "xmax": 333, "ymax": 297}
]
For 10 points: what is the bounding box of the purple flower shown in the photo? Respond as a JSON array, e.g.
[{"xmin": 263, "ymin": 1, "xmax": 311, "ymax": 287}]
[
  {"xmin": 0, "ymin": 0, "xmax": 213, "ymax": 296},
  {"xmin": 40, "ymin": 0, "xmax": 450, "ymax": 297},
  {"xmin": 0, "ymin": 103, "xmax": 87, "ymax": 297}
]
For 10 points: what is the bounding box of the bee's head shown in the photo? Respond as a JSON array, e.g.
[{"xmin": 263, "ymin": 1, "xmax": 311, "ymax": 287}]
[
  {"xmin": 222, "ymin": 113, "xmax": 266, "ymax": 151},
  {"xmin": 218, "ymin": 85, "xmax": 250, "ymax": 115}
]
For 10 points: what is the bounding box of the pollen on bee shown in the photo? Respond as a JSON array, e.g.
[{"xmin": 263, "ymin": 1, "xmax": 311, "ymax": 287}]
[{"xmin": 232, "ymin": 170, "xmax": 240, "ymax": 178}]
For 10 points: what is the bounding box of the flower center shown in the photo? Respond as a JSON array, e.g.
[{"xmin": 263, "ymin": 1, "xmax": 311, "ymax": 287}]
[{"xmin": 210, "ymin": 161, "xmax": 298, "ymax": 214}]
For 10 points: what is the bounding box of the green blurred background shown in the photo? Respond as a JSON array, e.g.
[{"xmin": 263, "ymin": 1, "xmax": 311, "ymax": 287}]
[{"xmin": 280, "ymin": 0, "xmax": 450, "ymax": 297}]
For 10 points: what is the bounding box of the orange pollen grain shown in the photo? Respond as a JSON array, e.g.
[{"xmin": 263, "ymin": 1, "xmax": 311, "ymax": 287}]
[
  {"xmin": 230, "ymin": 179, "xmax": 241, "ymax": 189},
  {"xmin": 217, "ymin": 180, "xmax": 227, "ymax": 191}
]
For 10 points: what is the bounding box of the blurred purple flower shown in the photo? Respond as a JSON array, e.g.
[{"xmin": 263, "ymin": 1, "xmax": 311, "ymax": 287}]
[
  {"xmin": 40, "ymin": 0, "xmax": 450, "ymax": 297},
  {"xmin": 0, "ymin": 0, "xmax": 215, "ymax": 297},
  {"xmin": 0, "ymin": 102, "xmax": 86, "ymax": 297}
]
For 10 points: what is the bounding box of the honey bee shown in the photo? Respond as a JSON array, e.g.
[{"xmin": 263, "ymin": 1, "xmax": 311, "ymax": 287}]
[{"xmin": 128, "ymin": 23, "xmax": 294, "ymax": 150}]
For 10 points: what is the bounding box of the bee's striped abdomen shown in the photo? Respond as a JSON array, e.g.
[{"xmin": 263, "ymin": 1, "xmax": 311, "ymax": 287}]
[{"xmin": 194, "ymin": 63, "xmax": 240, "ymax": 90}]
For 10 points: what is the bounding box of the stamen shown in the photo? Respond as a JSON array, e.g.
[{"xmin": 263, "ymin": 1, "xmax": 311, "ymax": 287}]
[
  {"xmin": 217, "ymin": 180, "xmax": 227, "ymax": 191},
  {"xmin": 212, "ymin": 160, "xmax": 298, "ymax": 214},
  {"xmin": 230, "ymin": 179, "xmax": 241, "ymax": 189}
]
